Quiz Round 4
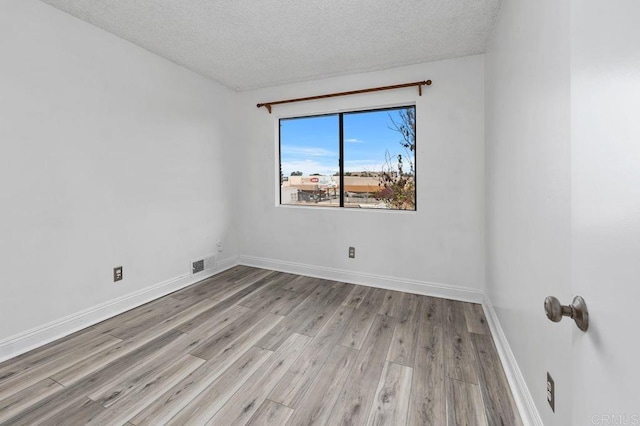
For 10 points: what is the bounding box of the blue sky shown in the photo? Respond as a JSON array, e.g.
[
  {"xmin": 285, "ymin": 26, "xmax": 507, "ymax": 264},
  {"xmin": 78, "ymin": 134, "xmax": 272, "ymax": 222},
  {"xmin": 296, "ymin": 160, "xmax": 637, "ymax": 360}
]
[{"xmin": 280, "ymin": 108, "xmax": 414, "ymax": 176}]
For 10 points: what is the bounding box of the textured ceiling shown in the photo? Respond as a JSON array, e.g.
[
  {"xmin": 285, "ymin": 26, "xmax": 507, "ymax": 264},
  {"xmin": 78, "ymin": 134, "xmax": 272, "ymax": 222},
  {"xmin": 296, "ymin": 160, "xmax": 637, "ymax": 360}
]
[{"xmin": 39, "ymin": 0, "xmax": 501, "ymax": 91}]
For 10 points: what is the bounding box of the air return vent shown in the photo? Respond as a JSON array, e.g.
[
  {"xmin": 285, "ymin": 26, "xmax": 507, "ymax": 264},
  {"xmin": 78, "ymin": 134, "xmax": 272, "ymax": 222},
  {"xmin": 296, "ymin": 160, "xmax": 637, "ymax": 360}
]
[
  {"xmin": 192, "ymin": 259, "xmax": 204, "ymax": 274},
  {"xmin": 191, "ymin": 254, "xmax": 216, "ymax": 276}
]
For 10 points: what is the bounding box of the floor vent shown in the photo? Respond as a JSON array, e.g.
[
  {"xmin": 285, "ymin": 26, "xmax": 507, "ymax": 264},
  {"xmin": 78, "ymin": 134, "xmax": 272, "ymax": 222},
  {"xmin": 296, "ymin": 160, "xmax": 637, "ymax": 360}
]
[{"xmin": 191, "ymin": 254, "xmax": 216, "ymax": 276}]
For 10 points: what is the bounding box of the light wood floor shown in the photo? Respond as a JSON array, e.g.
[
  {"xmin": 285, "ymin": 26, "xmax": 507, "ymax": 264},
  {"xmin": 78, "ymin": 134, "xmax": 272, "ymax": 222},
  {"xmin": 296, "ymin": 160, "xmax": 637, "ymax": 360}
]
[{"xmin": 0, "ymin": 266, "xmax": 522, "ymax": 425}]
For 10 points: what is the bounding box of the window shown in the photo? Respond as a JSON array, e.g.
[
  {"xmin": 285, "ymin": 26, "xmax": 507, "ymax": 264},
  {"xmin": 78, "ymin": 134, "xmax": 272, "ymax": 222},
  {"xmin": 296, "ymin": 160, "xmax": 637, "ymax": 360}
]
[{"xmin": 279, "ymin": 106, "xmax": 416, "ymax": 210}]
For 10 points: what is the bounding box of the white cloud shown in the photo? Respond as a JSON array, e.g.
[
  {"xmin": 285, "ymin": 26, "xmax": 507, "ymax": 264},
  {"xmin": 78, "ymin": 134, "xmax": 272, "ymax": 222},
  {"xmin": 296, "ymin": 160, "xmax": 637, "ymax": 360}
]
[
  {"xmin": 281, "ymin": 145, "xmax": 336, "ymax": 157},
  {"xmin": 343, "ymin": 160, "xmax": 387, "ymax": 173},
  {"xmin": 281, "ymin": 159, "xmax": 338, "ymax": 176},
  {"xmin": 281, "ymin": 158, "xmax": 398, "ymax": 176},
  {"xmin": 345, "ymin": 138, "xmax": 364, "ymax": 144}
]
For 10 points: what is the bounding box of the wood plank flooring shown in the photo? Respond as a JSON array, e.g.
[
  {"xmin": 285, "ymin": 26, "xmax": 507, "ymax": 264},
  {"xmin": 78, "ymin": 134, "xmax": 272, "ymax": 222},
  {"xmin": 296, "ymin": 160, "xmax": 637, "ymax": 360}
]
[{"xmin": 0, "ymin": 266, "xmax": 522, "ymax": 425}]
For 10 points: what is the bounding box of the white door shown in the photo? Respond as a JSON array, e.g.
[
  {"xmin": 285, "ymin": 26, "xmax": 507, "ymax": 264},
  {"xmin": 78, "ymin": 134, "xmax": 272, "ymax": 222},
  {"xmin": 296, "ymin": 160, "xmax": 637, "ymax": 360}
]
[{"xmin": 571, "ymin": 1, "xmax": 640, "ymax": 424}]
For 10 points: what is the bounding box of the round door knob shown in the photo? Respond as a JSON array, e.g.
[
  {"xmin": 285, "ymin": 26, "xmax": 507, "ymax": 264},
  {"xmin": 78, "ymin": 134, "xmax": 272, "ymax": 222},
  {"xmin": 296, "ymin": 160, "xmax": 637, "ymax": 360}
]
[
  {"xmin": 544, "ymin": 296, "xmax": 568, "ymax": 322},
  {"xmin": 544, "ymin": 295, "xmax": 589, "ymax": 332}
]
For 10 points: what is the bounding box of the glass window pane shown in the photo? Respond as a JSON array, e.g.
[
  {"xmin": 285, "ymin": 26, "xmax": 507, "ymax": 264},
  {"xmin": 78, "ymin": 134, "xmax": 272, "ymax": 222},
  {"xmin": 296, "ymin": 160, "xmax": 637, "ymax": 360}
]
[
  {"xmin": 280, "ymin": 115, "xmax": 340, "ymax": 206},
  {"xmin": 343, "ymin": 107, "xmax": 416, "ymax": 210}
]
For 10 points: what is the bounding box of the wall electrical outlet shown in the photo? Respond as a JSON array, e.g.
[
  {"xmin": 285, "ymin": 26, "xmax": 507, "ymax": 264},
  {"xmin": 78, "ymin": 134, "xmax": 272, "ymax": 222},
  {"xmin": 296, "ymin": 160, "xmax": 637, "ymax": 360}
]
[
  {"xmin": 217, "ymin": 241, "xmax": 223, "ymax": 252},
  {"xmin": 348, "ymin": 247, "xmax": 355, "ymax": 259},
  {"xmin": 113, "ymin": 266, "xmax": 123, "ymax": 282},
  {"xmin": 547, "ymin": 372, "xmax": 555, "ymax": 412}
]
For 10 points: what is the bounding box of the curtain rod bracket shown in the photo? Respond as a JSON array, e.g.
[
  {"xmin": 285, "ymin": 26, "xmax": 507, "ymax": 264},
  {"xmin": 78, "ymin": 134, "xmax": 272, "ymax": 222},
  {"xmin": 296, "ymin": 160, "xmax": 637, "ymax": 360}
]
[
  {"xmin": 256, "ymin": 103, "xmax": 272, "ymax": 113},
  {"xmin": 257, "ymin": 79, "xmax": 432, "ymax": 113}
]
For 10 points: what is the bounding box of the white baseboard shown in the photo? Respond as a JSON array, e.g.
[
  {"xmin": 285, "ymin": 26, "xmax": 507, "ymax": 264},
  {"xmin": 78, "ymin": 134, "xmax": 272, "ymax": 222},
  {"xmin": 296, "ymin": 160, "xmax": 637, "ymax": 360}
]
[
  {"xmin": 0, "ymin": 256, "xmax": 239, "ymax": 364},
  {"xmin": 482, "ymin": 295, "xmax": 542, "ymax": 426},
  {"xmin": 238, "ymin": 255, "xmax": 484, "ymax": 303}
]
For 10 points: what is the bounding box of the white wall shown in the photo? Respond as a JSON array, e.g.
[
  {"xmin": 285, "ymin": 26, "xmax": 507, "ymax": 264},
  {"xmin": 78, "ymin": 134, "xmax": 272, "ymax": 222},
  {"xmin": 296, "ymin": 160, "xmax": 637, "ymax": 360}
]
[
  {"xmin": 484, "ymin": 0, "xmax": 572, "ymax": 424},
  {"xmin": 0, "ymin": 0, "xmax": 239, "ymax": 348},
  {"xmin": 235, "ymin": 56, "xmax": 485, "ymax": 297}
]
